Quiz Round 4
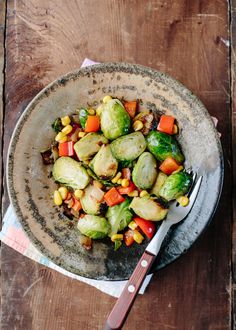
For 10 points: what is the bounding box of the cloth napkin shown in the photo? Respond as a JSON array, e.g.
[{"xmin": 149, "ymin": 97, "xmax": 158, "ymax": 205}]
[{"xmin": 0, "ymin": 58, "xmax": 152, "ymax": 298}]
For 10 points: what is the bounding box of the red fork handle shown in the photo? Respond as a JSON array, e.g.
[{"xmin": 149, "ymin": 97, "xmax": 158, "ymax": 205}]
[{"xmin": 105, "ymin": 251, "xmax": 155, "ymax": 330}]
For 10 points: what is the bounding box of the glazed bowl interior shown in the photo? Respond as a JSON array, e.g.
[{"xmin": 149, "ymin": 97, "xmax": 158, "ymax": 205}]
[{"xmin": 7, "ymin": 63, "xmax": 223, "ymax": 280}]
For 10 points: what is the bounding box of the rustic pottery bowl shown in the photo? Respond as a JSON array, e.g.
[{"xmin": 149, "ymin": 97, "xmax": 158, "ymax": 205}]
[{"xmin": 7, "ymin": 63, "xmax": 223, "ymax": 280}]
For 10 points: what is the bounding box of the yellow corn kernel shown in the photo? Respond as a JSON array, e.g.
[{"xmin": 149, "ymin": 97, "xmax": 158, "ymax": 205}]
[
  {"xmin": 53, "ymin": 190, "xmax": 63, "ymax": 206},
  {"xmin": 103, "ymin": 95, "xmax": 112, "ymax": 103},
  {"xmin": 62, "ymin": 124, "xmax": 73, "ymax": 135},
  {"xmin": 133, "ymin": 230, "xmax": 144, "ymax": 244},
  {"xmin": 55, "ymin": 132, "xmax": 66, "ymax": 142},
  {"xmin": 58, "ymin": 187, "xmax": 68, "ymax": 200},
  {"xmin": 128, "ymin": 221, "xmax": 138, "ymax": 230},
  {"xmin": 74, "ymin": 189, "xmax": 84, "ymax": 199},
  {"xmin": 93, "ymin": 180, "xmax": 103, "ymax": 189},
  {"xmin": 117, "ymin": 179, "xmax": 123, "ymax": 185},
  {"xmin": 60, "ymin": 136, "xmax": 68, "ymax": 143},
  {"xmin": 111, "ymin": 172, "xmax": 122, "ymax": 183},
  {"xmin": 128, "ymin": 190, "xmax": 139, "ymax": 197},
  {"xmin": 78, "ymin": 131, "xmax": 86, "ymax": 138},
  {"xmin": 111, "ymin": 234, "xmax": 124, "ymax": 242},
  {"xmin": 172, "ymin": 165, "xmax": 184, "ymax": 174},
  {"xmin": 173, "ymin": 124, "xmax": 178, "ymax": 134},
  {"xmin": 61, "ymin": 115, "xmax": 71, "ymax": 126},
  {"xmin": 133, "ymin": 120, "xmax": 143, "ymax": 131},
  {"xmin": 88, "ymin": 108, "xmax": 95, "ymax": 115},
  {"xmin": 96, "ymin": 105, "xmax": 103, "ymax": 116},
  {"xmin": 140, "ymin": 190, "xmax": 149, "ymax": 198},
  {"xmin": 177, "ymin": 195, "xmax": 189, "ymax": 207},
  {"xmin": 121, "ymin": 178, "xmax": 129, "ymax": 188}
]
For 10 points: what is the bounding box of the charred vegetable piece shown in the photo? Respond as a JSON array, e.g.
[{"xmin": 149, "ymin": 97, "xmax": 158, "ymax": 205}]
[
  {"xmin": 146, "ymin": 131, "xmax": 184, "ymax": 163},
  {"xmin": 52, "ymin": 118, "xmax": 63, "ymax": 133},
  {"xmin": 87, "ymin": 169, "xmax": 115, "ymax": 187},
  {"xmin": 132, "ymin": 152, "xmax": 157, "ymax": 189},
  {"xmin": 74, "ymin": 133, "xmax": 108, "ymax": 161},
  {"xmin": 110, "ymin": 132, "xmax": 146, "ymax": 161},
  {"xmin": 159, "ymin": 171, "xmax": 192, "ymax": 201},
  {"xmin": 129, "ymin": 197, "xmax": 168, "ymax": 221},
  {"xmin": 150, "ymin": 172, "xmax": 168, "ymax": 197},
  {"xmin": 106, "ymin": 199, "xmax": 133, "ymax": 236},
  {"xmin": 40, "ymin": 148, "xmax": 54, "ymax": 165},
  {"xmin": 77, "ymin": 215, "xmax": 110, "ymax": 239},
  {"xmin": 52, "ymin": 157, "xmax": 89, "ymax": 190},
  {"xmin": 80, "ymin": 184, "xmax": 105, "ymax": 215},
  {"xmin": 89, "ymin": 145, "xmax": 118, "ymax": 179},
  {"xmin": 100, "ymin": 99, "xmax": 131, "ymax": 140},
  {"xmin": 79, "ymin": 108, "xmax": 88, "ymax": 128}
]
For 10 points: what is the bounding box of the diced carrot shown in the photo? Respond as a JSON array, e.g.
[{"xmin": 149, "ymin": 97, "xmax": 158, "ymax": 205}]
[
  {"xmin": 157, "ymin": 115, "xmax": 175, "ymax": 135},
  {"xmin": 72, "ymin": 198, "xmax": 82, "ymax": 212},
  {"xmin": 124, "ymin": 229, "xmax": 135, "ymax": 246},
  {"xmin": 159, "ymin": 157, "xmax": 180, "ymax": 175},
  {"xmin": 104, "ymin": 187, "xmax": 125, "ymax": 207},
  {"xmin": 124, "ymin": 101, "xmax": 137, "ymax": 118},
  {"xmin": 122, "ymin": 168, "xmax": 131, "ymax": 180},
  {"xmin": 85, "ymin": 115, "xmax": 100, "ymax": 132}
]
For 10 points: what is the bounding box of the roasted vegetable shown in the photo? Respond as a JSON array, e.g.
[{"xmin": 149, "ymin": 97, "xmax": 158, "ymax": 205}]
[
  {"xmin": 106, "ymin": 199, "xmax": 133, "ymax": 236},
  {"xmin": 129, "ymin": 197, "xmax": 168, "ymax": 221},
  {"xmin": 80, "ymin": 184, "xmax": 105, "ymax": 215},
  {"xmin": 40, "ymin": 148, "xmax": 54, "ymax": 165},
  {"xmin": 89, "ymin": 145, "xmax": 118, "ymax": 179},
  {"xmin": 159, "ymin": 171, "xmax": 192, "ymax": 201},
  {"xmin": 74, "ymin": 133, "xmax": 108, "ymax": 161},
  {"xmin": 132, "ymin": 152, "xmax": 157, "ymax": 189},
  {"xmin": 79, "ymin": 108, "xmax": 88, "ymax": 128},
  {"xmin": 110, "ymin": 132, "xmax": 146, "ymax": 161},
  {"xmin": 100, "ymin": 99, "xmax": 131, "ymax": 140},
  {"xmin": 52, "ymin": 118, "xmax": 63, "ymax": 133},
  {"xmin": 87, "ymin": 168, "xmax": 115, "ymax": 187},
  {"xmin": 146, "ymin": 131, "xmax": 184, "ymax": 163},
  {"xmin": 52, "ymin": 157, "xmax": 89, "ymax": 189},
  {"xmin": 77, "ymin": 215, "xmax": 110, "ymax": 239},
  {"xmin": 150, "ymin": 172, "xmax": 167, "ymax": 197}
]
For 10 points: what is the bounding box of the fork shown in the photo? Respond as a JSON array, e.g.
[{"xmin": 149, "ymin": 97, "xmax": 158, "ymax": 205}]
[{"xmin": 105, "ymin": 175, "xmax": 202, "ymax": 330}]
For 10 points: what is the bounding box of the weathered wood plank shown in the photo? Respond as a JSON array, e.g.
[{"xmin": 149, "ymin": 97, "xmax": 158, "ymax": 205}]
[{"xmin": 2, "ymin": 1, "xmax": 231, "ymax": 329}]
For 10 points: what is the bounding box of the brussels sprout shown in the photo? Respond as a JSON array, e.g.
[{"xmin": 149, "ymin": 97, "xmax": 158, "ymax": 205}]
[
  {"xmin": 100, "ymin": 99, "xmax": 131, "ymax": 140},
  {"xmin": 110, "ymin": 132, "xmax": 146, "ymax": 161},
  {"xmin": 87, "ymin": 168, "xmax": 115, "ymax": 187},
  {"xmin": 77, "ymin": 215, "xmax": 110, "ymax": 239},
  {"xmin": 151, "ymin": 172, "xmax": 168, "ymax": 197},
  {"xmin": 89, "ymin": 145, "xmax": 118, "ymax": 179},
  {"xmin": 159, "ymin": 171, "xmax": 192, "ymax": 201},
  {"xmin": 129, "ymin": 197, "xmax": 168, "ymax": 221},
  {"xmin": 52, "ymin": 157, "xmax": 89, "ymax": 189},
  {"xmin": 146, "ymin": 131, "xmax": 184, "ymax": 163},
  {"xmin": 80, "ymin": 184, "xmax": 105, "ymax": 215},
  {"xmin": 74, "ymin": 133, "xmax": 108, "ymax": 161},
  {"xmin": 79, "ymin": 108, "xmax": 88, "ymax": 128},
  {"xmin": 132, "ymin": 152, "xmax": 157, "ymax": 189},
  {"xmin": 106, "ymin": 199, "xmax": 133, "ymax": 236}
]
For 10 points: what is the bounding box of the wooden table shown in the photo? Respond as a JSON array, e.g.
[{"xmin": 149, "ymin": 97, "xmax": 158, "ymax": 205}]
[{"xmin": 0, "ymin": 1, "xmax": 235, "ymax": 329}]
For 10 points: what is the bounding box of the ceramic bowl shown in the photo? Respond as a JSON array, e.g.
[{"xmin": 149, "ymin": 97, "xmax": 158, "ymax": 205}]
[{"xmin": 7, "ymin": 63, "xmax": 223, "ymax": 280}]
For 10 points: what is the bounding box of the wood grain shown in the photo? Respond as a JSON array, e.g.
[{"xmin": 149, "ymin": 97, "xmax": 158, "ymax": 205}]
[{"xmin": 2, "ymin": 0, "xmax": 231, "ymax": 329}]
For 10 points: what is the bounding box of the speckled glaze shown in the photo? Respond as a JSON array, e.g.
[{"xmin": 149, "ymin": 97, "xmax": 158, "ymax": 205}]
[{"xmin": 7, "ymin": 63, "xmax": 223, "ymax": 280}]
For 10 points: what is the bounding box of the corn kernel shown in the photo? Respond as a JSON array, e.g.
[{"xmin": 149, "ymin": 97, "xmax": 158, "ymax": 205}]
[
  {"xmin": 133, "ymin": 120, "xmax": 143, "ymax": 131},
  {"xmin": 140, "ymin": 190, "xmax": 149, "ymax": 198},
  {"xmin": 121, "ymin": 178, "xmax": 129, "ymax": 188},
  {"xmin": 58, "ymin": 187, "xmax": 68, "ymax": 200},
  {"xmin": 62, "ymin": 124, "xmax": 73, "ymax": 135},
  {"xmin": 172, "ymin": 165, "xmax": 184, "ymax": 174},
  {"xmin": 111, "ymin": 234, "xmax": 124, "ymax": 242},
  {"xmin": 61, "ymin": 115, "xmax": 71, "ymax": 126},
  {"xmin": 103, "ymin": 95, "xmax": 112, "ymax": 103},
  {"xmin": 74, "ymin": 189, "xmax": 84, "ymax": 199},
  {"xmin": 177, "ymin": 195, "xmax": 189, "ymax": 207},
  {"xmin": 88, "ymin": 108, "xmax": 95, "ymax": 115},
  {"xmin": 111, "ymin": 172, "xmax": 122, "ymax": 183},
  {"xmin": 60, "ymin": 136, "xmax": 68, "ymax": 143},
  {"xmin": 133, "ymin": 230, "xmax": 144, "ymax": 244},
  {"xmin": 93, "ymin": 180, "xmax": 103, "ymax": 189},
  {"xmin": 96, "ymin": 105, "xmax": 103, "ymax": 116},
  {"xmin": 117, "ymin": 179, "xmax": 123, "ymax": 185},
  {"xmin": 53, "ymin": 190, "xmax": 63, "ymax": 206},
  {"xmin": 55, "ymin": 132, "xmax": 66, "ymax": 142},
  {"xmin": 78, "ymin": 131, "xmax": 86, "ymax": 138},
  {"xmin": 173, "ymin": 124, "xmax": 178, "ymax": 134},
  {"xmin": 128, "ymin": 190, "xmax": 139, "ymax": 197},
  {"xmin": 128, "ymin": 221, "xmax": 138, "ymax": 230}
]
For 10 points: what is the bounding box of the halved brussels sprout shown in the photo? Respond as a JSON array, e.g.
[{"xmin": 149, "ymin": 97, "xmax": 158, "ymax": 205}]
[
  {"xmin": 150, "ymin": 172, "xmax": 168, "ymax": 197},
  {"xmin": 146, "ymin": 131, "xmax": 184, "ymax": 163},
  {"xmin": 77, "ymin": 215, "xmax": 110, "ymax": 239},
  {"xmin": 52, "ymin": 157, "xmax": 89, "ymax": 190},
  {"xmin": 80, "ymin": 184, "xmax": 105, "ymax": 215},
  {"xmin": 132, "ymin": 152, "xmax": 157, "ymax": 189},
  {"xmin": 89, "ymin": 145, "xmax": 118, "ymax": 179},
  {"xmin": 74, "ymin": 133, "xmax": 108, "ymax": 161},
  {"xmin": 129, "ymin": 197, "xmax": 168, "ymax": 221},
  {"xmin": 106, "ymin": 199, "xmax": 133, "ymax": 236},
  {"xmin": 159, "ymin": 171, "xmax": 192, "ymax": 201},
  {"xmin": 100, "ymin": 99, "xmax": 131, "ymax": 140},
  {"xmin": 110, "ymin": 132, "xmax": 146, "ymax": 161}
]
